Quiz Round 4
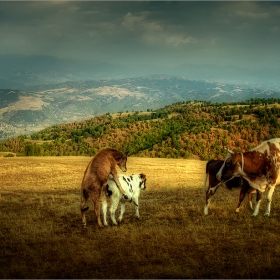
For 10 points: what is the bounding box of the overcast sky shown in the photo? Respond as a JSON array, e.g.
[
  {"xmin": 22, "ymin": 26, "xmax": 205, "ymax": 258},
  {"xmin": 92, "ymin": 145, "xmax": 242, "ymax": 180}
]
[{"xmin": 0, "ymin": 1, "xmax": 280, "ymax": 70}]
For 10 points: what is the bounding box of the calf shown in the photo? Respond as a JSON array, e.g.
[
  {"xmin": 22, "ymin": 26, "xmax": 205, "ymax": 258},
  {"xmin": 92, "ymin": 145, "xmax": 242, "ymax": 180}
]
[
  {"xmin": 204, "ymin": 159, "xmax": 261, "ymax": 215},
  {"xmin": 101, "ymin": 174, "xmax": 147, "ymax": 226},
  {"xmin": 81, "ymin": 147, "xmax": 128, "ymax": 227}
]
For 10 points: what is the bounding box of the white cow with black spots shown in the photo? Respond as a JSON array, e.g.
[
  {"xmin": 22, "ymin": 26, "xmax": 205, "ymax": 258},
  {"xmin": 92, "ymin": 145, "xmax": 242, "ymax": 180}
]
[{"xmin": 101, "ymin": 173, "xmax": 147, "ymax": 226}]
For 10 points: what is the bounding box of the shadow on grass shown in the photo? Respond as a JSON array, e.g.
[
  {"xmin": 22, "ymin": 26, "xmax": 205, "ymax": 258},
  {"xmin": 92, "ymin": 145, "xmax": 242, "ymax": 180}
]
[{"xmin": 1, "ymin": 186, "xmax": 280, "ymax": 278}]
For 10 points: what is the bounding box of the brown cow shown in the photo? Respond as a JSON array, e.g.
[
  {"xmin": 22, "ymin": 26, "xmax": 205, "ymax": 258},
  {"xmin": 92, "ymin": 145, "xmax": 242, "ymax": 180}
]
[
  {"xmin": 217, "ymin": 138, "xmax": 280, "ymax": 216},
  {"xmin": 204, "ymin": 159, "xmax": 261, "ymax": 215},
  {"xmin": 81, "ymin": 147, "xmax": 128, "ymax": 227}
]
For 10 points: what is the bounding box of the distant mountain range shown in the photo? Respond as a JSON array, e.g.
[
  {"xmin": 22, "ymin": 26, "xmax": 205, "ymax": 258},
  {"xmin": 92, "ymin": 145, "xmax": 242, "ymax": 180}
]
[
  {"xmin": 1, "ymin": 54, "xmax": 280, "ymax": 90},
  {"xmin": 1, "ymin": 74, "xmax": 280, "ymax": 141},
  {"xmin": 0, "ymin": 54, "xmax": 280, "ymax": 141}
]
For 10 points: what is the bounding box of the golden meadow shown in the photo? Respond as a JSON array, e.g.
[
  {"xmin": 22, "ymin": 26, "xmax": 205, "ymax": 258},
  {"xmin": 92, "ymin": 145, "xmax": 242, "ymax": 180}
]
[{"xmin": 1, "ymin": 156, "xmax": 280, "ymax": 278}]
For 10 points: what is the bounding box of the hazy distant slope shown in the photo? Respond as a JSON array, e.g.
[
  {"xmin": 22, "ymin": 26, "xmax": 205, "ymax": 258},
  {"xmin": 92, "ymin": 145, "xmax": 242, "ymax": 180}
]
[
  {"xmin": 1, "ymin": 76, "xmax": 280, "ymax": 141},
  {"xmin": 0, "ymin": 54, "xmax": 130, "ymax": 88},
  {"xmin": 1, "ymin": 54, "xmax": 280, "ymax": 90}
]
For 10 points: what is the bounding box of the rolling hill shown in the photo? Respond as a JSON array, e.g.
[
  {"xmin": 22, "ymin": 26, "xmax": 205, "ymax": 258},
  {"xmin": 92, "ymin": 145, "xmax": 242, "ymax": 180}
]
[
  {"xmin": 1, "ymin": 76, "xmax": 280, "ymax": 141},
  {"xmin": 1, "ymin": 98, "xmax": 280, "ymax": 160}
]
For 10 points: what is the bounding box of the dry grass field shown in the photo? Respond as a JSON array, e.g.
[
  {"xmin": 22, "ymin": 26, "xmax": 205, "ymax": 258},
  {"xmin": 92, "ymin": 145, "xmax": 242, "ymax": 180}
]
[{"xmin": 1, "ymin": 156, "xmax": 280, "ymax": 278}]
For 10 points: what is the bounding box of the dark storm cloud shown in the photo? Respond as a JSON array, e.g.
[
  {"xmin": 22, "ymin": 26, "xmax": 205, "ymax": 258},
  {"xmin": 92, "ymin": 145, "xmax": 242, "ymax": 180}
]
[{"xmin": 0, "ymin": 1, "xmax": 280, "ymax": 69}]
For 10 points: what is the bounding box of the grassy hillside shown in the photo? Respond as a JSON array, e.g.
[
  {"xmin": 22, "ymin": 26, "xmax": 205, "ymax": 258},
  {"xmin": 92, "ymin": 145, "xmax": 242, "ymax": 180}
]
[
  {"xmin": 1, "ymin": 156, "xmax": 280, "ymax": 278},
  {"xmin": 0, "ymin": 98, "xmax": 280, "ymax": 160}
]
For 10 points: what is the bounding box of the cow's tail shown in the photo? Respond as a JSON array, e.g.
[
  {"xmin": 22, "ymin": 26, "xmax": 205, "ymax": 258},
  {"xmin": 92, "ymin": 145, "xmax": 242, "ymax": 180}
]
[{"xmin": 81, "ymin": 188, "xmax": 89, "ymax": 212}]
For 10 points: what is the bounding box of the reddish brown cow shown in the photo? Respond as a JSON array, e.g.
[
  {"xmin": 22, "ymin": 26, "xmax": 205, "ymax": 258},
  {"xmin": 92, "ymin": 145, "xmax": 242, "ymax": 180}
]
[
  {"xmin": 217, "ymin": 138, "xmax": 280, "ymax": 216},
  {"xmin": 204, "ymin": 159, "xmax": 261, "ymax": 215},
  {"xmin": 81, "ymin": 147, "xmax": 128, "ymax": 227}
]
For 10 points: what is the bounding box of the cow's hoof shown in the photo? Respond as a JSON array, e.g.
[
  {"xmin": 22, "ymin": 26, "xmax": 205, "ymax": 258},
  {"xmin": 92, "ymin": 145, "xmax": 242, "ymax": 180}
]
[
  {"xmin": 264, "ymin": 213, "xmax": 270, "ymax": 217},
  {"xmin": 235, "ymin": 208, "xmax": 240, "ymax": 213}
]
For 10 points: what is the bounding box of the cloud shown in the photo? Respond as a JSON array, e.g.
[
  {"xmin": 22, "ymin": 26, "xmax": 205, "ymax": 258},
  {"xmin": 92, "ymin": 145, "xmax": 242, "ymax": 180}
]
[
  {"xmin": 121, "ymin": 11, "xmax": 150, "ymax": 31},
  {"xmin": 236, "ymin": 10, "xmax": 269, "ymax": 19},
  {"xmin": 143, "ymin": 32, "xmax": 197, "ymax": 47},
  {"xmin": 0, "ymin": 1, "xmax": 279, "ymax": 69},
  {"xmin": 120, "ymin": 11, "xmax": 197, "ymax": 47}
]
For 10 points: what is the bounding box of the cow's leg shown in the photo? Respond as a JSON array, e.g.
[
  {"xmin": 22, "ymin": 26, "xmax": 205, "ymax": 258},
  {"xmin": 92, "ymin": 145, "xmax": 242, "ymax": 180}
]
[
  {"xmin": 87, "ymin": 186, "xmax": 103, "ymax": 228},
  {"xmin": 81, "ymin": 188, "xmax": 89, "ymax": 227},
  {"xmin": 247, "ymin": 192, "xmax": 254, "ymax": 210},
  {"xmin": 252, "ymin": 190, "xmax": 262, "ymax": 217},
  {"xmin": 118, "ymin": 202, "xmax": 126, "ymax": 222},
  {"xmin": 110, "ymin": 197, "xmax": 119, "ymax": 225},
  {"xmin": 204, "ymin": 189, "xmax": 212, "ymax": 215},
  {"xmin": 133, "ymin": 197, "xmax": 140, "ymax": 219},
  {"xmin": 111, "ymin": 168, "xmax": 128, "ymax": 198},
  {"xmin": 100, "ymin": 191, "xmax": 108, "ymax": 226},
  {"xmin": 204, "ymin": 185, "xmax": 220, "ymax": 215},
  {"xmin": 264, "ymin": 185, "xmax": 275, "ymax": 216},
  {"xmin": 236, "ymin": 187, "xmax": 247, "ymax": 213}
]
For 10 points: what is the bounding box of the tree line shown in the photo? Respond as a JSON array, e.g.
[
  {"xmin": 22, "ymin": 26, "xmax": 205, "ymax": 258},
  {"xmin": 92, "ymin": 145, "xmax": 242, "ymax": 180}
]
[{"xmin": 0, "ymin": 98, "xmax": 279, "ymax": 160}]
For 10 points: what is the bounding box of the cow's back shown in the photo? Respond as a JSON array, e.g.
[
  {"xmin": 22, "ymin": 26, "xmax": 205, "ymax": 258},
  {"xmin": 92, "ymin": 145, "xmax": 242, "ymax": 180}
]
[
  {"xmin": 252, "ymin": 138, "xmax": 280, "ymax": 153},
  {"xmin": 107, "ymin": 175, "xmax": 134, "ymax": 200},
  {"xmin": 106, "ymin": 177, "xmax": 125, "ymax": 200},
  {"xmin": 82, "ymin": 149, "xmax": 114, "ymax": 189},
  {"xmin": 252, "ymin": 138, "xmax": 280, "ymax": 185},
  {"xmin": 206, "ymin": 159, "xmax": 222, "ymax": 174}
]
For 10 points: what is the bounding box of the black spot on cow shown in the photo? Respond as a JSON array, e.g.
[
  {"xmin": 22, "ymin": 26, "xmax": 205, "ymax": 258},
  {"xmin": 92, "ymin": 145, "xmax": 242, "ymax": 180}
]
[
  {"xmin": 130, "ymin": 176, "xmax": 133, "ymax": 181},
  {"xmin": 123, "ymin": 176, "xmax": 130, "ymax": 186},
  {"xmin": 106, "ymin": 184, "xmax": 112, "ymax": 197}
]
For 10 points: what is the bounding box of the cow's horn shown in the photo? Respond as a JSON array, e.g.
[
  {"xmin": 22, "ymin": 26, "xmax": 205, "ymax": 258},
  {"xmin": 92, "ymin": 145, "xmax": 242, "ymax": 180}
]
[{"xmin": 224, "ymin": 147, "xmax": 234, "ymax": 154}]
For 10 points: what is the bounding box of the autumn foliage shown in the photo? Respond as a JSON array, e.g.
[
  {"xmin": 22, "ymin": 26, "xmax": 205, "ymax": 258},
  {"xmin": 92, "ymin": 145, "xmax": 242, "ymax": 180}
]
[{"xmin": 0, "ymin": 98, "xmax": 280, "ymax": 160}]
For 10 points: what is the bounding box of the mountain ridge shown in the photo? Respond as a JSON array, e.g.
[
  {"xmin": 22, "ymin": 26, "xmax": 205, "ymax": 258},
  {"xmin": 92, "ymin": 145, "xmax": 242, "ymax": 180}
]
[
  {"xmin": 1, "ymin": 75, "xmax": 280, "ymax": 141},
  {"xmin": 1, "ymin": 54, "xmax": 280, "ymax": 90}
]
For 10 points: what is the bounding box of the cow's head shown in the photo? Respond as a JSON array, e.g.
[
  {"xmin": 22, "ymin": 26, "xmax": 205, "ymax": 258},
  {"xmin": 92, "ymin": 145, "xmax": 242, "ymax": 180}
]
[
  {"xmin": 217, "ymin": 152, "xmax": 243, "ymax": 181},
  {"xmin": 117, "ymin": 150, "xmax": 128, "ymax": 172},
  {"xmin": 139, "ymin": 173, "xmax": 147, "ymax": 190}
]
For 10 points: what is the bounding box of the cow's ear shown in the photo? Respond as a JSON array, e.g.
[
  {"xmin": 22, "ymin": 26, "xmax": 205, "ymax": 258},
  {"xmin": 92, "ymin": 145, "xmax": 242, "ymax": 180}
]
[{"xmin": 124, "ymin": 150, "xmax": 129, "ymax": 157}]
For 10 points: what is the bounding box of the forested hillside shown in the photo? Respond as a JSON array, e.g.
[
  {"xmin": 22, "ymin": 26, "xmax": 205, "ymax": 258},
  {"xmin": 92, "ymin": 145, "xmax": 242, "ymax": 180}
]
[{"xmin": 1, "ymin": 98, "xmax": 280, "ymax": 160}]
